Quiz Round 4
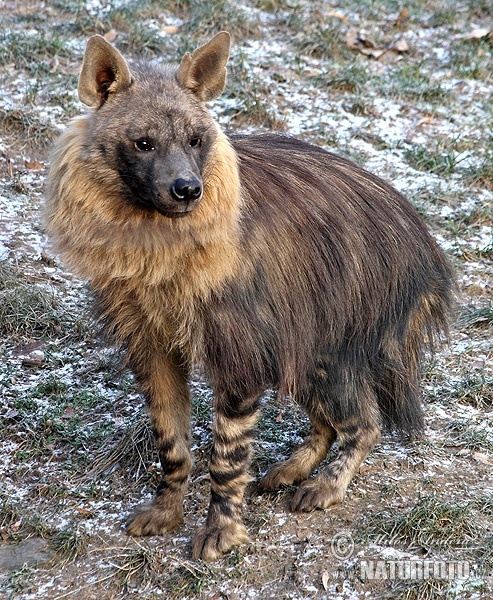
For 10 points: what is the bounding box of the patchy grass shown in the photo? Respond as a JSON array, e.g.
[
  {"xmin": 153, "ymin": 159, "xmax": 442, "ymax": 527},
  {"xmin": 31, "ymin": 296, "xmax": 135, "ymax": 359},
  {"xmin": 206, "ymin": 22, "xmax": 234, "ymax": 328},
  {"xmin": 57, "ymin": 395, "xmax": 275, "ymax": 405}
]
[
  {"xmin": 448, "ymin": 372, "xmax": 493, "ymax": 409},
  {"xmin": 165, "ymin": 559, "xmax": 217, "ymax": 597},
  {"xmin": 376, "ymin": 63, "xmax": 450, "ymax": 103},
  {"xmin": 81, "ymin": 409, "xmax": 157, "ymax": 484},
  {"xmin": 359, "ymin": 496, "xmax": 485, "ymax": 551},
  {"xmin": 444, "ymin": 419, "xmax": 493, "ymax": 452},
  {"xmin": 0, "ymin": 261, "xmax": 63, "ymax": 339},
  {"xmin": 404, "ymin": 140, "xmax": 469, "ymax": 176},
  {"xmin": 226, "ymin": 49, "xmax": 286, "ymax": 128},
  {"xmin": 378, "ymin": 578, "xmax": 466, "ymax": 600},
  {"xmin": 51, "ymin": 523, "xmax": 88, "ymax": 564}
]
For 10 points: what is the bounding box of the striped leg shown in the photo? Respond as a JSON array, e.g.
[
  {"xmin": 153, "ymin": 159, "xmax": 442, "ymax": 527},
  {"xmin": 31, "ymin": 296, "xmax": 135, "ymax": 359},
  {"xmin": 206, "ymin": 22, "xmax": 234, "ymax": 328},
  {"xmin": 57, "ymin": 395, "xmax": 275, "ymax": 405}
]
[
  {"xmin": 192, "ymin": 394, "xmax": 260, "ymax": 561},
  {"xmin": 259, "ymin": 414, "xmax": 336, "ymax": 490},
  {"xmin": 126, "ymin": 355, "xmax": 191, "ymax": 535},
  {"xmin": 290, "ymin": 418, "xmax": 381, "ymax": 512}
]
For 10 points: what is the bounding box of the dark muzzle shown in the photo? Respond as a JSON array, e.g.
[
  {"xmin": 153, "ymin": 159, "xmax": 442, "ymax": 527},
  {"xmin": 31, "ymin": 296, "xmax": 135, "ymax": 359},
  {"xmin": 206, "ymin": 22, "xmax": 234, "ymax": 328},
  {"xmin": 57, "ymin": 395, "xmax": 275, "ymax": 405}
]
[{"xmin": 170, "ymin": 177, "xmax": 202, "ymax": 203}]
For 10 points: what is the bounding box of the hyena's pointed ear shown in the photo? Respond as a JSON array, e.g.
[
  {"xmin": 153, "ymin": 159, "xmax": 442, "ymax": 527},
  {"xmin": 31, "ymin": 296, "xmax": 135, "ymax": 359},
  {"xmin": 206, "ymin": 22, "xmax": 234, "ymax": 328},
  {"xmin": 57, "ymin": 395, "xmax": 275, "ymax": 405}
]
[
  {"xmin": 176, "ymin": 31, "xmax": 230, "ymax": 102},
  {"xmin": 78, "ymin": 35, "xmax": 132, "ymax": 108}
]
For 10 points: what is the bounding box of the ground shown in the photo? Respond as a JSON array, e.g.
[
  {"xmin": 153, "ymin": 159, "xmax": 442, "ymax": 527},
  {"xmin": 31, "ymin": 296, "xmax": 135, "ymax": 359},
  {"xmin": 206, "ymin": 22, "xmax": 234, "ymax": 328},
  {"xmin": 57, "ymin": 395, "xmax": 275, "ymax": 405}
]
[{"xmin": 0, "ymin": 1, "xmax": 492, "ymax": 599}]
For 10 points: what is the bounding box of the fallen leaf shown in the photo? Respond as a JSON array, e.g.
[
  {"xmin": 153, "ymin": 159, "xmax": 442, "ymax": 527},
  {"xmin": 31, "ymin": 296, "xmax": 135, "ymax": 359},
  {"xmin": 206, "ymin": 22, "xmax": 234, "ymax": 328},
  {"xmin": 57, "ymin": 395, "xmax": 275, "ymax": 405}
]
[
  {"xmin": 362, "ymin": 48, "xmax": 386, "ymax": 59},
  {"xmin": 456, "ymin": 28, "xmax": 493, "ymax": 43},
  {"xmin": 467, "ymin": 28, "xmax": 492, "ymax": 40},
  {"xmin": 161, "ymin": 25, "xmax": 179, "ymax": 34},
  {"xmin": 416, "ymin": 116, "xmax": 435, "ymax": 126},
  {"xmin": 394, "ymin": 8, "xmax": 409, "ymax": 28},
  {"xmin": 347, "ymin": 30, "xmax": 409, "ymax": 59},
  {"xmin": 4, "ymin": 409, "xmax": 19, "ymax": 419},
  {"xmin": 74, "ymin": 507, "xmax": 93, "ymax": 516},
  {"xmin": 473, "ymin": 452, "xmax": 491, "ymax": 465},
  {"xmin": 104, "ymin": 29, "xmax": 117, "ymax": 43},
  {"xmin": 49, "ymin": 56, "xmax": 59, "ymax": 73},
  {"xmin": 62, "ymin": 406, "xmax": 75, "ymax": 419},
  {"xmin": 275, "ymin": 411, "xmax": 283, "ymax": 422},
  {"xmin": 346, "ymin": 30, "xmax": 361, "ymax": 50},
  {"xmin": 11, "ymin": 520, "xmax": 22, "ymax": 532},
  {"xmin": 393, "ymin": 39, "xmax": 409, "ymax": 52},
  {"xmin": 322, "ymin": 571, "xmax": 330, "ymax": 591},
  {"xmin": 327, "ymin": 11, "xmax": 348, "ymax": 23},
  {"xmin": 24, "ymin": 160, "xmax": 44, "ymax": 170},
  {"xmin": 22, "ymin": 350, "xmax": 45, "ymax": 367}
]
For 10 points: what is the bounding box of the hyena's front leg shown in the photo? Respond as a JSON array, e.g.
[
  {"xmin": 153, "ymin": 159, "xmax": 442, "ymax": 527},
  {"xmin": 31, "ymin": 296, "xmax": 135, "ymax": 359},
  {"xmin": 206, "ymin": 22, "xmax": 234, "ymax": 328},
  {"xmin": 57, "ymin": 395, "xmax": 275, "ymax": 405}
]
[
  {"xmin": 192, "ymin": 394, "xmax": 260, "ymax": 561},
  {"xmin": 126, "ymin": 355, "xmax": 191, "ymax": 535}
]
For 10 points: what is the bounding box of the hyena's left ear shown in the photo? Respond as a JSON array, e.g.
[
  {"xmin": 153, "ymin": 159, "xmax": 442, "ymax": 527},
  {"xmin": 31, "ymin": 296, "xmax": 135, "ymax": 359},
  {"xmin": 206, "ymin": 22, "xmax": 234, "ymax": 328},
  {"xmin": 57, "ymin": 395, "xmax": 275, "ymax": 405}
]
[
  {"xmin": 78, "ymin": 35, "xmax": 132, "ymax": 108},
  {"xmin": 176, "ymin": 31, "xmax": 230, "ymax": 102}
]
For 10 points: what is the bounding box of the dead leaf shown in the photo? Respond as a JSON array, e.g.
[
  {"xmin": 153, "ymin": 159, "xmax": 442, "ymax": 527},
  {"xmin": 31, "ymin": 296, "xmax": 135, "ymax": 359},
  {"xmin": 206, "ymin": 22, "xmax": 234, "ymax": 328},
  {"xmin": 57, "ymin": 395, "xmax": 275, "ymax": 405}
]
[
  {"xmin": 22, "ymin": 350, "xmax": 45, "ymax": 367},
  {"xmin": 457, "ymin": 28, "xmax": 493, "ymax": 43},
  {"xmin": 473, "ymin": 452, "xmax": 492, "ymax": 465},
  {"xmin": 394, "ymin": 8, "xmax": 409, "ymax": 28},
  {"xmin": 363, "ymin": 48, "xmax": 386, "ymax": 59},
  {"xmin": 393, "ymin": 39, "xmax": 409, "ymax": 52},
  {"xmin": 62, "ymin": 406, "xmax": 75, "ymax": 419},
  {"xmin": 416, "ymin": 116, "xmax": 435, "ymax": 126},
  {"xmin": 346, "ymin": 30, "xmax": 359, "ymax": 50},
  {"xmin": 104, "ymin": 29, "xmax": 117, "ymax": 43},
  {"xmin": 4, "ymin": 409, "xmax": 19, "ymax": 419},
  {"xmin": 24, "ymin": 160, "xmax": 45, "ymax": 170},
  {"xmin": 327, "ymin": 11, "xmax": 348, "ymax": 23},
  {"xmin": 275, "ymin": 411, "xmax": 283, "ymax": 422},
  {"xmin": 322, "ymin": 571, "xmax": 330, "ymax": 591},
  {"xmin": 11, "ymin": 520, "xmax": 22, "ymax": 532},
  {"xmin": 467, "ymin": 28, "xmax": 492, "ymax": 40},
  {"xmin": 347, "ymin": 30, "xmax": 409, "ymax": 59},
  {"xmin": 48, "ymin": 57, "xmax": 59, "ymax": 74},
  {"xmin": 161, "ymin": 25, "xmax": 179, "ymax": 34},
  {"xmin": 74, "ymin": 507, "xmax": 93, "ymax": 516}
]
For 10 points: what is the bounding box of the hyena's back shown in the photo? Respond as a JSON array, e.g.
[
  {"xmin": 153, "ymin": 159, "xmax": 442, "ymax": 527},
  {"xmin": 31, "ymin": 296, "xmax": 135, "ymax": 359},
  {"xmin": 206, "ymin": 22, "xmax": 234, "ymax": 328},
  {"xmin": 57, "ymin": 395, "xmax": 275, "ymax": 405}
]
[{"xmin": 201, "ymin": 133, "xmax": 453, "ymax": 433}]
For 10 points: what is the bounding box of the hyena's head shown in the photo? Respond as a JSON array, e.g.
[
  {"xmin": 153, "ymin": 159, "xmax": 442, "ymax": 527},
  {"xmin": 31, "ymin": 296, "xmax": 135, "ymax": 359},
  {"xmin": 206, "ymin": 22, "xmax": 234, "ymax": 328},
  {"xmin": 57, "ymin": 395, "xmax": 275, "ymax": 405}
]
[{"xmin": 78, "ymin": 32, "xmax": 230, "ymax": 218}]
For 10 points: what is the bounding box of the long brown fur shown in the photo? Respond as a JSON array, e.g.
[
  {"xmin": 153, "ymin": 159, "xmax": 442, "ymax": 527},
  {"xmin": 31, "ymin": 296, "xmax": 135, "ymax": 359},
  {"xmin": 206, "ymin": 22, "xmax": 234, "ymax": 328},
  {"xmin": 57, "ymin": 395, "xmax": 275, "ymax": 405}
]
[{"xmin": 46, "ymin": 32, "xmax": 454, "ymax": 561}]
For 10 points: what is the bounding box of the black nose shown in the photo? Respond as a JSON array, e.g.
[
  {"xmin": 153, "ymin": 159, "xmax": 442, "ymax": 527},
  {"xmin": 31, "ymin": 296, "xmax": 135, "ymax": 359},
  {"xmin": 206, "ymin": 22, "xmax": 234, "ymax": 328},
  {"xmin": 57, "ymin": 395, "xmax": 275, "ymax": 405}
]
[{"xmin": 170, "ymin": 177, "xmax": 202, "ymax": 203}]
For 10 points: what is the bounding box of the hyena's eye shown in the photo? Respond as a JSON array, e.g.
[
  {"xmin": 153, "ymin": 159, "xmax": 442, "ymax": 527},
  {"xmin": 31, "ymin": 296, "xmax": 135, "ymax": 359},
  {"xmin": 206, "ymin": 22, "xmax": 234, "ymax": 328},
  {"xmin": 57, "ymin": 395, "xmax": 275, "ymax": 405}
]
[
  {"xmin": 134, "ymin": 139, "xmax": 155, "ymax": 152},
  {"xmin": 190, "ymin": 137, "xmax": 202, "ymax": 148}
]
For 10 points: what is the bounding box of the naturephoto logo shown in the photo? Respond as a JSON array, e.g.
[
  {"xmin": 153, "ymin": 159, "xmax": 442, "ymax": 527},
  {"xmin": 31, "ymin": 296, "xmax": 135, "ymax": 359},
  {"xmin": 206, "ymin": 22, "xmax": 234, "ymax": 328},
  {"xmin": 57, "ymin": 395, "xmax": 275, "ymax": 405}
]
[
  {"xmin": 330, "ymin": 532, "xmax": 475, "ymax": 582},
  {"xmin": 359, "ymin": 559, "xmax": 470, "ymax": 581}
]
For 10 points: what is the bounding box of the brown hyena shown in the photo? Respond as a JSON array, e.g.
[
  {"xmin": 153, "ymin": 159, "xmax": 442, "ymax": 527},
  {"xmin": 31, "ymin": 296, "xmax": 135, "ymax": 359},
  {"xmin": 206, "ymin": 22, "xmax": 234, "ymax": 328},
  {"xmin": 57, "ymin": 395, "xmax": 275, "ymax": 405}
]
[{"xmin": 45, "ymin": 32, "xmax": 454, "ymax": 561}]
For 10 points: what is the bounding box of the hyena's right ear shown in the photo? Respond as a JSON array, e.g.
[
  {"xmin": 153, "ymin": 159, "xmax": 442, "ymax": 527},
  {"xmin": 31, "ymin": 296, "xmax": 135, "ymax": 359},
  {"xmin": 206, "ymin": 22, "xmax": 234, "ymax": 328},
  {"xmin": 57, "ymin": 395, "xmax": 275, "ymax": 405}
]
[
  {"xmin": 78, "ymin": 35, "xmax": 132, "ymax": 108},
  {"xmin": 176, "ymin": 31, "xmax": 230, "ymax": 102}
]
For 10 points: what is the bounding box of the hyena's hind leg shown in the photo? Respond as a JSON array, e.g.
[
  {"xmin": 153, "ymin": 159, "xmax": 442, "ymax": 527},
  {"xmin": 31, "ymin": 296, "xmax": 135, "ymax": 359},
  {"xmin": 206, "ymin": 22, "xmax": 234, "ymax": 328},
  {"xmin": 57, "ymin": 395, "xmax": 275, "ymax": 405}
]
[
  {"xmin": 290, "ymin": 416, "xmax": 380, "ymax": 512},
  {"xmin": 126, "ymin": 353, "xmax": 192, "ymax": 536},
  {"xmin": 289, "ymin": 368, "xmax": 381, "ymax": 512},
  {"xmin": 259, "ymin": 411, "xmax": 336, "ymax": 491}
]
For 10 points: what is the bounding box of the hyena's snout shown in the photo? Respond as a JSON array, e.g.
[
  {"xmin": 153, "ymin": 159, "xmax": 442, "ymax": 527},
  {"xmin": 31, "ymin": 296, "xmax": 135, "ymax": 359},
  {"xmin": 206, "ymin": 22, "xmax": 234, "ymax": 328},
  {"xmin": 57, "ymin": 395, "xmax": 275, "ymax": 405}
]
[
  {"xmin": 154, "ymin": 161, "xmax": 203, "ymax": 217},
  {"xmin": 169, "ymin": 176, "xmax": 202, "ymax": 204}
]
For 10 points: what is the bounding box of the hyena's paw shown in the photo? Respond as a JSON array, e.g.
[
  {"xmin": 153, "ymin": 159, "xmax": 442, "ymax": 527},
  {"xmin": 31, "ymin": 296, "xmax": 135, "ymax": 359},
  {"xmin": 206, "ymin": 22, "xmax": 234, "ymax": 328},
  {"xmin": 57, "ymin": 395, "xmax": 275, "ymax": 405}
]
[
  {"xmin": 126, "ymin": 502, "xmax": 183, "ymax": 536},
  {"xmin": 192, "ymin": 520, "xmax": 249, "ymax": 562},
  {"xmin": 258, "ymin": 461, "xmax": 306, "ymax": 491},
  {"xmin": 290, "ymin": 477, "xmax": 344, "ymax": 513}
]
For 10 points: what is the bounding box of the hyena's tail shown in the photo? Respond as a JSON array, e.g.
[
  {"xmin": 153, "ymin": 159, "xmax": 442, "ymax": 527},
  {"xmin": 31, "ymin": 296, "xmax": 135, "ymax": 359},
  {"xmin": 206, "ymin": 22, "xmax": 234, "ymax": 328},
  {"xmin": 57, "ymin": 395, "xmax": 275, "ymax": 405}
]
[{"xmin": 371, "ymin": 285, "xmax": 453, "ymax": 434}]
